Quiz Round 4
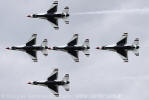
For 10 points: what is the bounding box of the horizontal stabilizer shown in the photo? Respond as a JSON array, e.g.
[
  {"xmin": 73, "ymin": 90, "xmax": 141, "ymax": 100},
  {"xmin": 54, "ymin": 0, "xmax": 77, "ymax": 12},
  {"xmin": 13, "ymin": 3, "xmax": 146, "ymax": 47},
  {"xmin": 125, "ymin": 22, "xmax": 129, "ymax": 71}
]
[
  {"xmin": 133, "ymin": 49, "xmax": 139, "ymax": 56},
  {"xmin": 41, "ymin": 49, "xmax": 48, "ymax": 56},
  {"xmin": 62, "ymin": 74, "xmax": 69, "ymax": 82},
  {"xmin": 63, "ymin": 6, "xmax": 69, "ymax": 15},
  {"xmin": 133, "ymin": 38, "xmax": 139, "ymax": 46},
  {"xmin": 41, "ymin": 39, "xmax": 48, "ymax": 47},
  {"xmin": 83, "ymin": 39, "xmax": 90, "ymax": 56},
  {"xmin": 63, "ymin": 84, "xmax": 70, "ymax": 91},
  {"xmin": 62, "ymin": 74, "xmax": 70, "ymax": 91}
]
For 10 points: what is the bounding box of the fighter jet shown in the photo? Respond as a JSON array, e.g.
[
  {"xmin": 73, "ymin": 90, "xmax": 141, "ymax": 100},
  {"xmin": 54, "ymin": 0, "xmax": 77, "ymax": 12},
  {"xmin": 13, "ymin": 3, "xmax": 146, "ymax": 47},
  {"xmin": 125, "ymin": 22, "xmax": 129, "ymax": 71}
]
[
  {"xmin": 96, "ymin": 33, "xmax": 139, "ymax": 62},
  {"xmin": 52, "ymin": 34, "xmax": 90, "ymax": 62},
  {"xmin": 27, "ymin": 0, "xmax": 69, "ymax": 30},
  {"xmin": 6, "ymin": 34, "xmax": 50, "ymax": 62},
  {"xmin": 27, "ymin": 68, "xmax": 70, "ymax": 97}
]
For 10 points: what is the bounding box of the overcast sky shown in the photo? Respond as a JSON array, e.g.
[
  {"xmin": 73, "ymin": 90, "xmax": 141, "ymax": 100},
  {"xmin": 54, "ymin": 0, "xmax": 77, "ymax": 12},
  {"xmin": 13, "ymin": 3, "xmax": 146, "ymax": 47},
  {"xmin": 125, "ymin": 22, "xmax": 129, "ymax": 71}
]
[{"xmin": 0, "ymin": 0, "xmax": 149, "ymax": 100}]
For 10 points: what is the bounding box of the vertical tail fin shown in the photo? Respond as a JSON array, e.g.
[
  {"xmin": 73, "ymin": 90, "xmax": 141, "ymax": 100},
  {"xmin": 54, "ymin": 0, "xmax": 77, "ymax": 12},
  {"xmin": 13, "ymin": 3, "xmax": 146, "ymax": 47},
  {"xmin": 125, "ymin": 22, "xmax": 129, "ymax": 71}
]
[
  {"xmin": 62, "ymin": 74, "xmax": 70, "ymax": 91},
  {"xmin": 133, "ymin": 38, "xmax": 139, "ymax": 56},
  {"xmin": 41, "ymin": 39, "xmax": 48, "ymax": 56},
  {"xmin": 83, "ymin": 39, "xmax": 90, "ymax": 56}
]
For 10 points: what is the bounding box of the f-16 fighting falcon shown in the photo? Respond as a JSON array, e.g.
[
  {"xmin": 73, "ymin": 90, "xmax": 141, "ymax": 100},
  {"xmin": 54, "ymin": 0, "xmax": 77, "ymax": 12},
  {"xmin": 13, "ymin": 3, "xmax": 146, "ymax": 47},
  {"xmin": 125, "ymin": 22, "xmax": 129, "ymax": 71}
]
[
  {"xmin": 96, "ymin": 33, "xmax": 139, "ymax": 62},
  {"xmin": 27, "ymin": 68, "xmax": 70, "ymax": 97},
  {"xmin": 6, "ymin": 34, "xmax": 50, "ymax": 62},
  {"xmin": 27, "ymin": 0, "xmax": 69, "ymax": 30},
  {"xmin": 52, "ymin": 34, "xmax": 90, "ymax": 62}
]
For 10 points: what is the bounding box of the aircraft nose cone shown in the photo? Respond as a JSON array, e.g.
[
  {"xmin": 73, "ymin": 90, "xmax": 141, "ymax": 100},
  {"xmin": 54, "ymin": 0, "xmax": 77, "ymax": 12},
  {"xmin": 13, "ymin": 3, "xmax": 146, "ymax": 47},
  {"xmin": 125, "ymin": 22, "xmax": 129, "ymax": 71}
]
[
  {"xmin": 96, "ymin": 47, "xmax": 100, "ymax": 49},
  {"xmin": 27, "ymin": 15, "xmax": 31, "ymax": 17},
  {"xmin": 6, "ymin": 47, "xmax": 10, "ymax": 50},
  {"xmin": 27, "ymin": 82, "xmax": 32, "ymax": 84}
]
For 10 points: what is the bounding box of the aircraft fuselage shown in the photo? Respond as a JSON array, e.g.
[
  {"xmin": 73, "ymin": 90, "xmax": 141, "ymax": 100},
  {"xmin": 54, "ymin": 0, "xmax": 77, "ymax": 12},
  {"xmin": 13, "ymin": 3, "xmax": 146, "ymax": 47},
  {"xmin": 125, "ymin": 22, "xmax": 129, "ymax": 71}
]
[
  {"xmin": 102, "ymin": 45, "xmax": 139, "ymax": 51},
  {"xmin": 33, "ymin": 13, "xmax": 69, "ymax": 19},
  {"xmin": 53, "ymin": 46, "xmax": 90, "ymax": 51},
  {"xmin": 11, "ymin": 46, "xmax": 47, "ymax": 51},
  {"xmin": 34, "ymin": 81, "xmax": 69, "ymax": 86}
]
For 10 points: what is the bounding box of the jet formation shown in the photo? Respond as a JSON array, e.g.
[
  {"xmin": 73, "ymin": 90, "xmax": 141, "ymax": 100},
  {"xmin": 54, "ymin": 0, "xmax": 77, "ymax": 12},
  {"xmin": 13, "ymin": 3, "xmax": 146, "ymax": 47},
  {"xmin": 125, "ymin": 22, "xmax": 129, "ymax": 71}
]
[
  {"xmin": 5, "ymin": 0, "xmax": 141, "ymax": 97},
  {"xmin": 28, "ymin": 68, "xmax": 70, "ymax": 97},
  {"xmin": 27, "ymin": 0, "xmax": 69, "ymax": 30}
]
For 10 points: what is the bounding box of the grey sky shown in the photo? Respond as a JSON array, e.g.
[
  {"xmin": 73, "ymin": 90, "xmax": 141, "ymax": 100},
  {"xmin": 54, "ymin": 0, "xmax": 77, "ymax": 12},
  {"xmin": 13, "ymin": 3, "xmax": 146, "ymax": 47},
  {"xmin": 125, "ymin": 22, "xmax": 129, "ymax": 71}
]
[{"xmin": 0, "ymin": 0, "xmax": 149, "ymax": 100}]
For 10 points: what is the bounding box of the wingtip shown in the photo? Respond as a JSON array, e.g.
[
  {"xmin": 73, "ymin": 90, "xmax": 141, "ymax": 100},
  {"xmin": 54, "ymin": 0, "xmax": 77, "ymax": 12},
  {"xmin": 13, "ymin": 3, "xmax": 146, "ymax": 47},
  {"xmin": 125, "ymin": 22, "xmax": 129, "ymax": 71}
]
[
  {"xmin": 85, "ymin": 39, "xmax": 89, "ymax": 41},
  {"xmin": 124, "ymin": 32, "xmax": 128, "ymax": 34},
  {"xmin": 135, "ymin": 38, "xmax": 139, "ymax": 41},
  {"xmin": 54, "ymin": 27, "xmax": 59, "ymax": 30},
  {"xmin": 44, "ymin": 54, "xmax": 48, "ymax": 56},
  {"xmin": 64, "ymin": 6, "xmax": 69, "ymax": 9},
  {"xmin": 85, "ymin": 54, "xmax": 90, "ymax": 56},
  {"xmin": 53, "ymin": 0, "xmax": 58, "ymax": 4},
  {"xmin": 75, "ymin": 60, "xmax": 79, "ymax": 62},
  {"xmin": 74, "ymin": 34, "xmax": 78, "ymax": 36},
  {"xmin": 65, "ymin": 74, "xmax": 69, "ymax": 77},
  {"xmin": 55, "ymin": 94, "xmax": 59, "ymax": 97},
  {"xmin": 124, "ymin": 60, "xmax": 128, "ymax": 62},
  {"xmin": 32, "ymin": 33, "xmax": 37, "ymax": 36},
  {"xmin": 33, "ymin": 59, "xmax": 38, "ymax": 62},
  {"xmin": 54, "ymin": 68, "xmax": 58, "ymax": 71}
]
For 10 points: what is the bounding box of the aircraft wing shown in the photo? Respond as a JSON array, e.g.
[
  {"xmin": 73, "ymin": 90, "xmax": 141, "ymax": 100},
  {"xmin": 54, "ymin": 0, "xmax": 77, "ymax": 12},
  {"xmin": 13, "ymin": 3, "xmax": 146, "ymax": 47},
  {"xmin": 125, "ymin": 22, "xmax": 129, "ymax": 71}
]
[
  {"xmin": 67, "ymin": 34, "xmax": 78, "ymax": 46},
  {"xmin": 26, "ymin": 50, "xmax": 37, "ymax": 62},
  {"xmin": 116, "ymin": 49, "xmax": 128, "ymax": 62},
  {"xmin": 116, "ymin": 33, "xmax": 128, "ymax": 46},
  {"xmin": 47, "ymin": 69, "xmax": 58, "ymax": 81},
  {"xmin": 68, "ymin": 50, "xmax": 79, "ymax": 62},
  {"xmin": 26, "ymin": 34, "xmax": 37, "ymax": 46},
  {"xmin": 48, "ymin": 85, "xmax": 59, "ymax": 97},
  {"xmin": 47, "ymin": 18, "xmax": 59, "ymax": 30},
  {"xmin": 47, "ymin": 0, "xmax": 58, "ymax": 14}
]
